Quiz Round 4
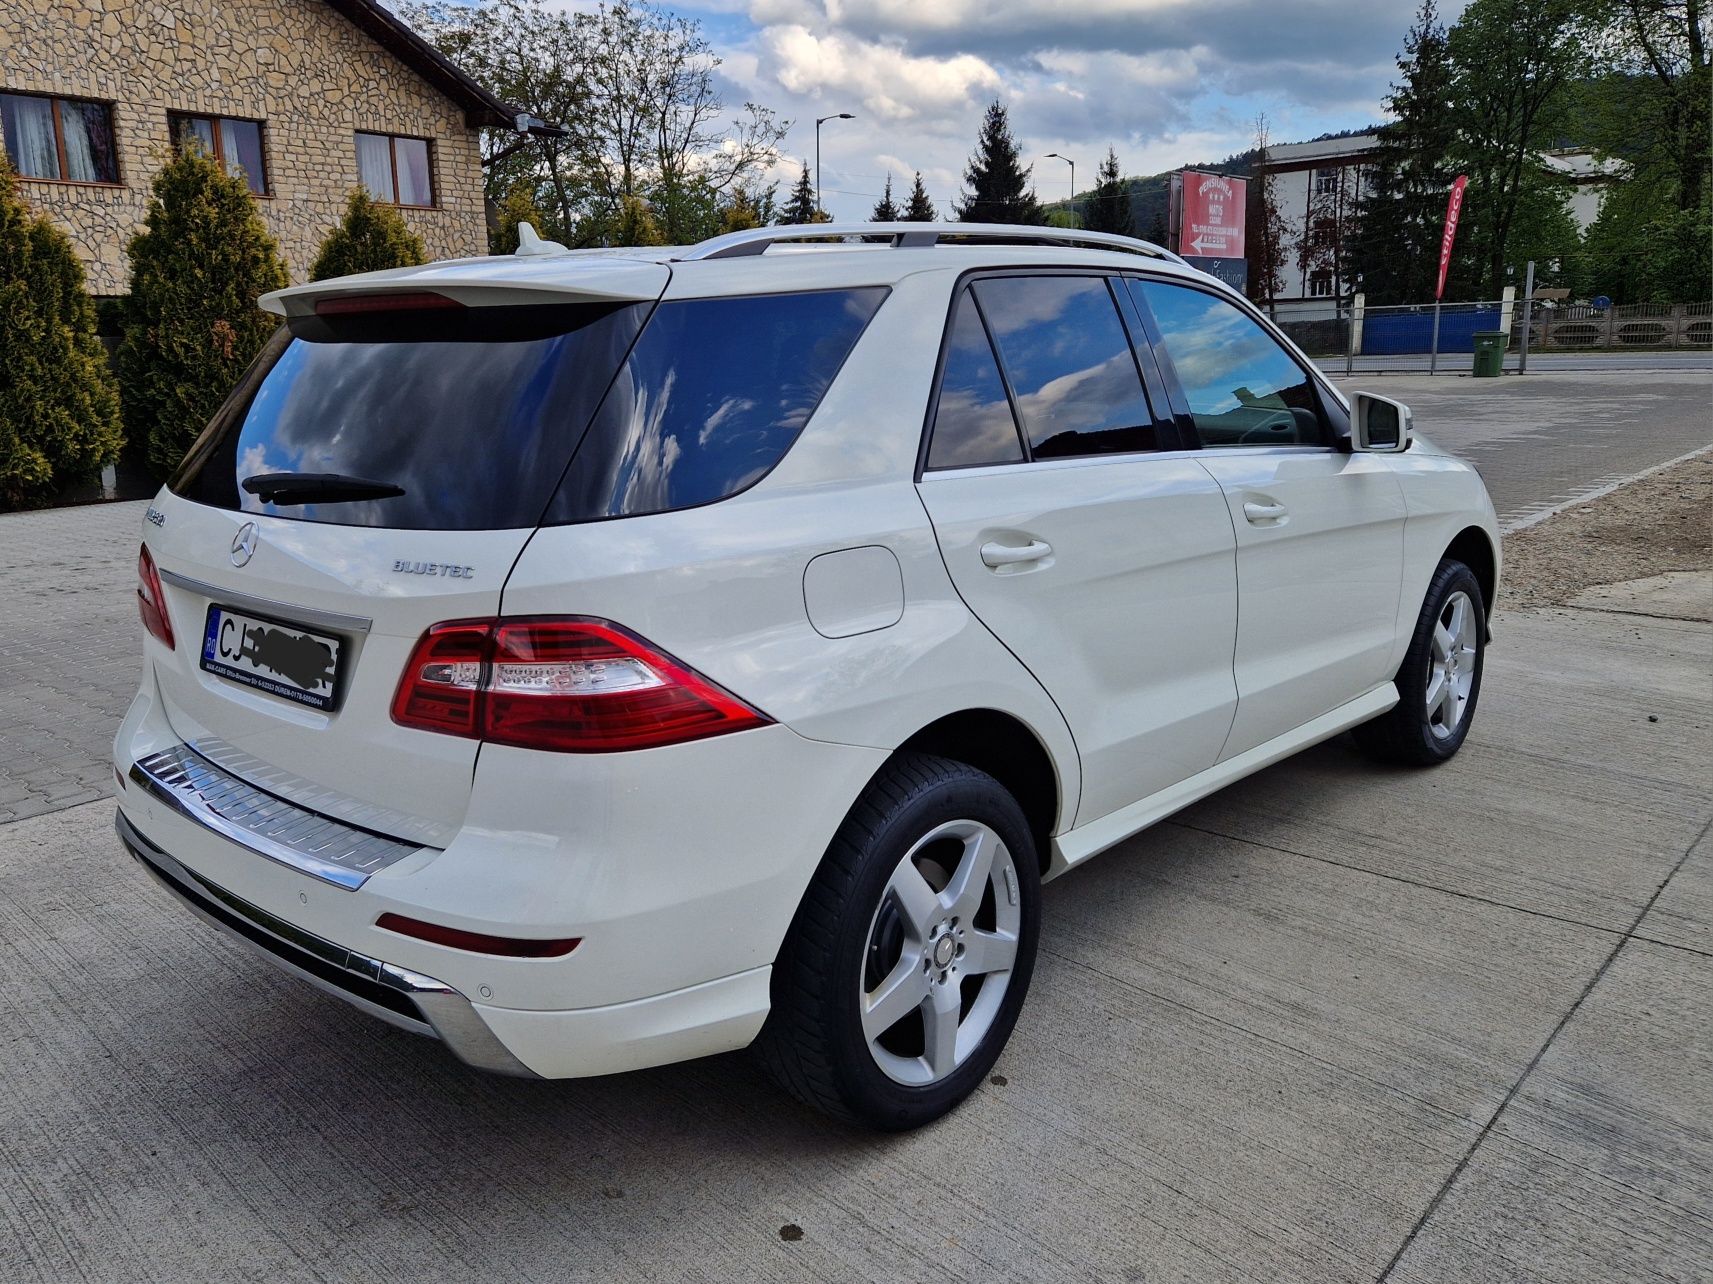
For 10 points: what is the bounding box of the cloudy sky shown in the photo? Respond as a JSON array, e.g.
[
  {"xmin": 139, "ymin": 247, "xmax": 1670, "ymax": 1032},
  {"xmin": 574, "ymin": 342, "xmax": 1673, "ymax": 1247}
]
[{"xmin": 659, "ymin": 0, "xmax": 1469, "ymax": 219}]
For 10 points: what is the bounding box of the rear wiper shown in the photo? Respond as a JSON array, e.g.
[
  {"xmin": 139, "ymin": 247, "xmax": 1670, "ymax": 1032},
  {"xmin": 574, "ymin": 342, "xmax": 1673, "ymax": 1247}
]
[{"xmin": 242, "ymin": 472, "xmax": 406, "ymax": 505}]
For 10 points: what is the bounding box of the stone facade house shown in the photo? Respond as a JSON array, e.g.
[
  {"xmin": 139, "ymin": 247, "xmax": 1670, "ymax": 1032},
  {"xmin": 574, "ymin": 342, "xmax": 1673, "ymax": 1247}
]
[{"xmin": 1, "ymin": 0, "xmax": 540, "ymax": 294}]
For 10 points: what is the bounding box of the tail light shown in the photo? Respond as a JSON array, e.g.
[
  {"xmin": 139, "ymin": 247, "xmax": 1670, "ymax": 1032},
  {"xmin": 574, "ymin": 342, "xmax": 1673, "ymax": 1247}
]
[
  {"xmin": 137, "ymin": 544, "xmax": 175, "ymax": 649},
  {"xmin": 391, "ymin": 617, "xmax": 770, "ymax": 753}
]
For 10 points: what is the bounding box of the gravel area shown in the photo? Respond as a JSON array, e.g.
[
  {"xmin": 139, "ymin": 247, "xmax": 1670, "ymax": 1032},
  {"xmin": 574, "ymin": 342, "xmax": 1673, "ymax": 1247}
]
[{"xmin": 1499, "ymin": 453, "xmax": 1713, "ymax": 611}]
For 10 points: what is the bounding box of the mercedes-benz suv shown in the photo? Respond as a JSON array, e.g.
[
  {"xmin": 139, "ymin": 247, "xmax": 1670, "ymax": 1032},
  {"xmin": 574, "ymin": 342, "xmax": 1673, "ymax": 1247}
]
[{"xmin": 114, "ymin": 223, "xmax": 1499, "ymax": 1129}]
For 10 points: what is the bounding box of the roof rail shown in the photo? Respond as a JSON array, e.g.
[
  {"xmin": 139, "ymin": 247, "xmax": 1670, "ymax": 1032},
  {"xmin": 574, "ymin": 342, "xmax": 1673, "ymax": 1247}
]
[{"xmin": 675, "ymin": 222, "xmax": 1188, "ymax": 265}]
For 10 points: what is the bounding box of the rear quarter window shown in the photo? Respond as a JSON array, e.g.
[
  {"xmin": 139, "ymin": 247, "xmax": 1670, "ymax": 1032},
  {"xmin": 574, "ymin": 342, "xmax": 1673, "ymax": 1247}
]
[{"xmin": 543, "ymin": 287, "xmax": 888, "ymax": 523}]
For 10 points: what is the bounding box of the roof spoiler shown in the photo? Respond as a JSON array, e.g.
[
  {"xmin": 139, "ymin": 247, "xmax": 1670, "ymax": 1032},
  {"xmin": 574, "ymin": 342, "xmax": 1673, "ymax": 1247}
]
[{"xmin": 259, "ymin": 253, "xmax": 671, "ymax": 318}]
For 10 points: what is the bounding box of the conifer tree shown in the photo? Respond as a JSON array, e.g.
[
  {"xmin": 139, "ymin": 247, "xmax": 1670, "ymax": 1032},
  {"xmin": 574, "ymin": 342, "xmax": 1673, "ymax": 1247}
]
[
  {"xmin": 117, "ymin": 147, "xmax": 288, "ymax": 477},
  {"xmin": 871, "ymin": 174, "xmax": 900, "ymax": 221},
  {"xmin": 777, "ymin": 162, "xmax": 818, "ymax": 224},
  {"xmin": 1349, "ymin": 0, "xmax": 1459, "ymax": 303},
  {"xmin": 1083, "ymin": 147, "xmax": 1131, "ymax": 235},
  {"xmin": 0, "ymin": 161, "xmax": 122, "ymax": 506},
  {"xmin": 954, "ymin": 102, "xmax": 1043, "ymax": 224},
  {"xmin": 903, "ymin": 172, "xmax": 938, "ymax": 221},
  {"xmin": 310, "ymin": 188, "xmax": 427, "ymax": 281}
]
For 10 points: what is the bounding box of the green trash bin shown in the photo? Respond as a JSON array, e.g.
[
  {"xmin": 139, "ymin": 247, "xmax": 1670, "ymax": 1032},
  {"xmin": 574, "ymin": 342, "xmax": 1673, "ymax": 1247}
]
[{"xmin": 1472, "ymin": 331, "xmax": 1507, "ymax": 377}]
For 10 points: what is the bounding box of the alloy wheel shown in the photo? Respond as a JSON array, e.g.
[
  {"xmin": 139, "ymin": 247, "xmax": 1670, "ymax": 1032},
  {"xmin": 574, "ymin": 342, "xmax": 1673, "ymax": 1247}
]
[
  {"xmin": 1426, "ymin": 589, "xmax": 1478, "ymax": 740},
  {"xmin": 860, "ymin": 819, "xmax": 1022, "ymax": 1086}
]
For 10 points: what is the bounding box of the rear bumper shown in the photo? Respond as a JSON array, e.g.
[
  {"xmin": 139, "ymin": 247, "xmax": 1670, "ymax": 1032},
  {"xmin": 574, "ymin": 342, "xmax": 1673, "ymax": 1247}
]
[
  {"xmin": 118, "ymin": 806, "xmax": 776, "ymax": 1078},
  {"xmin": 117, "ymin": 809, "xmax": 535, "ymax": 1076}
]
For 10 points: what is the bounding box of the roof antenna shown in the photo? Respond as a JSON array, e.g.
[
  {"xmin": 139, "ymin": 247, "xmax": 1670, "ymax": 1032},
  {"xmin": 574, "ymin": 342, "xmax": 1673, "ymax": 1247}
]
[{"xmin": 514, "ymin": 221, "xmax": 569, "ymax": 257}]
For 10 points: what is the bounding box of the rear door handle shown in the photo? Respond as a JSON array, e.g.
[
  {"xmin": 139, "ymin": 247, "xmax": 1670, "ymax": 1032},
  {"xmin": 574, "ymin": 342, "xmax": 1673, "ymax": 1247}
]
[
  {"xmin": 1242, "ymin": 501, "xmax": 1288, "ymax": 524},
  {"xmin": 980, "ymin": 539, "xmax": 1053, "ymax": 568}
]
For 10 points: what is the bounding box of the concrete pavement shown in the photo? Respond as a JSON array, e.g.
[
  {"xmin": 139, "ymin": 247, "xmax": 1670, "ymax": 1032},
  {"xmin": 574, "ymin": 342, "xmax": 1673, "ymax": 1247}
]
[
  {"xmin": 1327, "ymin": 368, "xmax": 1713, "ymax": 529},
  {"xmin": 0, "ymin": 599, "xmax": 1706, "ymax": 1283}
]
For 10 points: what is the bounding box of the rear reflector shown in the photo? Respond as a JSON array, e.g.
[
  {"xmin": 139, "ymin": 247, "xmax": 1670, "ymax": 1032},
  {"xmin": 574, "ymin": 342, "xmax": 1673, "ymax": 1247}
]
[
  {"xmin": 137, "ymin": 543, "xmax": 174, "ymax": 649},
  {"xmin": 375, "ymin": 912, "xmax": 580, "ymax": 958},
  {"xmin": 391, "ymin": 616, "xmax": 770, "ymax": 752},
  {"xmin": 314, "ymin": 291, "xmax": 463, "ymax": 316}
]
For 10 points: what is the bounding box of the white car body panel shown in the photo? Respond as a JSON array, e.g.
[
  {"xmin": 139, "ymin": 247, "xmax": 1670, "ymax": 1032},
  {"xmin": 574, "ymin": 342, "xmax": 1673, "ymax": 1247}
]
[
  {"xmin": 1196, "ymin": 447, "xmax": 1408, "ymax": 758},
  {"xmin": 917, "ymin": 452, "xmax": 1239, "ymax": 826},
  {"xmin": 114, "ymin": 230, "xmax": 1501, "ymax": 1083}
]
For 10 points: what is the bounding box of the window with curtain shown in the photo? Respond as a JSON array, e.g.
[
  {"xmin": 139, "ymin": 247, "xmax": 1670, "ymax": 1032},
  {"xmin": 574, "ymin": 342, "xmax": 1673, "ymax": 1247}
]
[
  {"xmin": 1, "ymin": 92, "xmax": 118, "ymax": 183},
  {"xmin": 355, "ymin": 132, "xmax": 434, "ymax": 207},
  {"xmin": 169, "ymin": 113, "xmax": 268, "ymax": 194}
]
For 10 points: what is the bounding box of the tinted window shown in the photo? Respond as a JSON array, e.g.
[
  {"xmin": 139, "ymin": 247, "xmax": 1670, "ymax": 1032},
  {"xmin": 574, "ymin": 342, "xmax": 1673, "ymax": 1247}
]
[
  {"xmin": 544, "ymin": 288, "xmax": 887, "ymax": 522},
  {"xmin": 171, "ymin": 303, "xmax": 649, "ymax": 530},
  {"xmin": 927, "ymin": 292, "xmax": 1023, "ymax": 469},
  {"xmin": 1134, "ymin": 280, "xmax": 1325, "ymax": 447},
  {"xmin": 973, "ymin": 276, "xmax": 1157, "ymax": 459}
]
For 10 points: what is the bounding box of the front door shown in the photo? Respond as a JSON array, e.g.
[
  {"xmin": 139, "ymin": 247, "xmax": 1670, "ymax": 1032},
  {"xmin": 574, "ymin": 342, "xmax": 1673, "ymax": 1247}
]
[
  {"xmin": 1130, "ymin": 277, "xmax": 1407, "ymax": 758},
  {"xmin": 916, "ymin": 274, "xmax": 1239, "ymax": 827}
]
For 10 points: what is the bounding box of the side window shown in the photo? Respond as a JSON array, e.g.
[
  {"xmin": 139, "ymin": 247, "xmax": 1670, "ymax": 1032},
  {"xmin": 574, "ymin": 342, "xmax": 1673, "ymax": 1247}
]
[
  {"xmin": 1133, "ymin": 279, "xmax": 1326, "ymax": 448},
  {"xmin": 973, "ymin": 276, "xmax": 1158, "ymax": 459},
  {"xmin": 545, "ymin": 287, "xmax": 888, "ymax": 522},
  {"xmin": 926, "ymin": 292, "xmax": 1024, "ymax": 469}
]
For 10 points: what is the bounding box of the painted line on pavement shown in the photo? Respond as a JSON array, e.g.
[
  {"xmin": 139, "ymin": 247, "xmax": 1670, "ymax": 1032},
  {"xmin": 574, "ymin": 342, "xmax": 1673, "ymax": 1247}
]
[{"xmin": 1500, "ymin": 441, "xmax": 1713, "ymax": 534}]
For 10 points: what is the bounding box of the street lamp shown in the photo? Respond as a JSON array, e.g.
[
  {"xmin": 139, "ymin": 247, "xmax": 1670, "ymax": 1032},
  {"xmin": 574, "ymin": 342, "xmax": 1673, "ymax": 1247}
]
[
  {"xmin": 815, "ymin": 113, "xmax": 854, "ymax": 217},
  {"xmin": 1044, "ymin": 152, "xmax": 1076, "ymax": 218}
]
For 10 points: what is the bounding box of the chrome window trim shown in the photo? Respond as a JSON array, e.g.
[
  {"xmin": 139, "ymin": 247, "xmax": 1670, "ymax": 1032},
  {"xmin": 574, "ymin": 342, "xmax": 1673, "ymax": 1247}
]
[
  {"xmin": 158, "ymin": 568, "xmax": 373, "ymax": 635},
  {"xmin": 129, "ymin": 743, "xmax": 425, "ymax": 890}
]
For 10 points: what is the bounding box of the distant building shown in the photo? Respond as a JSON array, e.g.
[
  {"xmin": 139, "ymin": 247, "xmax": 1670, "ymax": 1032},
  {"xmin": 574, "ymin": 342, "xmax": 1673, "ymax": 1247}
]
[
  {"xmin": 1538, "ymin": 147, "xmax": 1628, "ymax": 230},
  {"xmin": 1258, "ymin": 133, "xmax": 1623, "ymax": 314},
  {"xmin": 1, "ymin": 0, "xmax": 544, "ymax": 294},
  {"xmin": 1258, "ymin": 133, "xmax": 1380, "ymax": 315}
]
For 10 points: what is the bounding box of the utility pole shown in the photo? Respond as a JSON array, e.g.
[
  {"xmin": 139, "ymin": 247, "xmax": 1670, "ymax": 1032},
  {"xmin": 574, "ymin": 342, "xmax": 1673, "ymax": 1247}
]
[
  {"xmin": 1044, "ymin": 153, "xmax": 1076, "ymax": 220},
  {"xmin": 815, "ymin": 113, "xmax": 854, "ymax": 217},
  {"xmin": 1518, "ymin": 260, "xmax": 1535, "ymax": 375}
]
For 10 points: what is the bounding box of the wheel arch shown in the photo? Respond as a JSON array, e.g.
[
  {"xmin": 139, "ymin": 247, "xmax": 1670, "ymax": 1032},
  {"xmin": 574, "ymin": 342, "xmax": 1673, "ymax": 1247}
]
[
  {"xmin": 891, "ymin": 709, "xmax": 1063, "ymax": 874},
  {"xmin": 1443, "ymin": 525, "xmax": 1498, "ymax": 628}
]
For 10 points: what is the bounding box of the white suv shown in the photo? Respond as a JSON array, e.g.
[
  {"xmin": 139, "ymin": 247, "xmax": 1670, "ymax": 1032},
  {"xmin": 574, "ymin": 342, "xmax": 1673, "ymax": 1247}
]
[{"xmin": 115, "ymin": 223, "xmax": 1499, "ymax": 1129}]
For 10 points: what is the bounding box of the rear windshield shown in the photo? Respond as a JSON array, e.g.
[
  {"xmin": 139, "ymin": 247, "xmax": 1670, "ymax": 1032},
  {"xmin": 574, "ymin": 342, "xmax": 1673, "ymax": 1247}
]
[
  {"xmin": 171, "ymin": 302, "xmax": 648, "ymax": 530},
  {"xmin": 173, "ymin": 287, "xmax": 887, "ymax": 531}
]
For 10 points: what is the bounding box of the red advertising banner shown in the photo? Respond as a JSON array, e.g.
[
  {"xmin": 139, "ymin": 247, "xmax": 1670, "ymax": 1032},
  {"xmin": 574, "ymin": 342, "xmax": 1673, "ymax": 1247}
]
[
  {"xmin": 1436, "ymin": 175, "xmax": 1468, "ymax": 300},
  {"xmin": 1177, "ymin": 169, "xmax": 1247, "ymax": 259}
]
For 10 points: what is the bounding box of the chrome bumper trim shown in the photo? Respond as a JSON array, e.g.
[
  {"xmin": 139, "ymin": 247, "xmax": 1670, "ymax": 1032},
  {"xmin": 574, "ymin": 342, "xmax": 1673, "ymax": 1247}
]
[
  {"xmin": 117, "ymin": 809, "xmax": 537, "ymax": 1078},
  {"xmin": 158, "ymin": 567, "xmax": 372, "ymax": 634},
  {"xmin": 130, "ymin": 743, "xmax": 426, "ymax": 890}
]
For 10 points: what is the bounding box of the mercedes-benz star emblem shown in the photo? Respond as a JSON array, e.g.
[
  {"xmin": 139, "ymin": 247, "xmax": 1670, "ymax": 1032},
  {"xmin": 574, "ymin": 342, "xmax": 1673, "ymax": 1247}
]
[{"xmin": 230, "ymin": 522, "xmax": 260, "ymax": 567}]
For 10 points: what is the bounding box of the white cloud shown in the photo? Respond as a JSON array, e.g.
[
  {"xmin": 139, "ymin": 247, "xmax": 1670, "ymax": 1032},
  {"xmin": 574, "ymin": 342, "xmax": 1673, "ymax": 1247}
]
[
  {"xmin": 763, "ymin": 25, "xmax": 1002, "ymax": 124},
  {"xmin": 675, "ymin": 0, "xmax": 1437, "ymax": 218}
]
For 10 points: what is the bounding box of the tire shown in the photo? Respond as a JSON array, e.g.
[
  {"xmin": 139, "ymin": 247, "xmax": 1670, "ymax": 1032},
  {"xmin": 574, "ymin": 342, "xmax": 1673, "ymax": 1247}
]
[
  {"xmin": 1354, "ymin": 558, "xmax": 1487, "ymax": 766},
  {"xmin": 756, "ymin": 753, "xmax": 1041, "ymax": 1130}
]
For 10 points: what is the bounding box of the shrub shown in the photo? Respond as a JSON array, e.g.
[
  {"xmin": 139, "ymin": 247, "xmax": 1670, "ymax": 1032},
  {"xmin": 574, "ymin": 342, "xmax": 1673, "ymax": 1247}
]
[
  {"xmin": 612, "ymin": 195, "xmax": 666, "ymax": 247},
  {"xmin": 117, "ymin": 147, "xmax": 288, "ymax": 477},
  {"xmin": 310, "ymin": 188, "xmax": 428, "ymax": 280},
  {"xmin": 0, "ymin": 161, "xmax": 123, "ymax": 507}
]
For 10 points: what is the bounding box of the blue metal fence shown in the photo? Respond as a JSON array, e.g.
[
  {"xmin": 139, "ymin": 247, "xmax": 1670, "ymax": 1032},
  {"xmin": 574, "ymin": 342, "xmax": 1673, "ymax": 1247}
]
[{"xmin": 1362, "ymin": 307, "xmax": 1504, "ymax": 355}]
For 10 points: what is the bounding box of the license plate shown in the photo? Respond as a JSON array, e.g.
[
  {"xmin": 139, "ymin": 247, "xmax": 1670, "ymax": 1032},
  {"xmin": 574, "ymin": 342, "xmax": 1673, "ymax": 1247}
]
[{"xmin": 201, "ymin": 606, "xmax": 343, "ymax": 710}]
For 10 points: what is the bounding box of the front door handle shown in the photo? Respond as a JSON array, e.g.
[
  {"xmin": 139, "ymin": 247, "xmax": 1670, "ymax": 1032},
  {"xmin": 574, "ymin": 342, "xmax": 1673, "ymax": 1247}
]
[
  {"xmin": 980, "ymin": 539, "xmax": 1053, "ymax": 568},
  {"xmin": 1242, "ymin": 500, "xmax": 1288, "ymax": 524}
]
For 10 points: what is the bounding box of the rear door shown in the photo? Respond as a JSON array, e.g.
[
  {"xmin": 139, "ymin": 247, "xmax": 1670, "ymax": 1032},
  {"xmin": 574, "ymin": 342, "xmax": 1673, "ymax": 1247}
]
[
  {"xmin": 1127, "ymin": 276, "xmax": 1406, "ymax": 759},
  {"xmin": 141, "ymin": 267, "xmax": 665, "ymax": 843},
  {"xmin": 915, "ymin": 273, "xmax": 1239, "ymax": 828}
]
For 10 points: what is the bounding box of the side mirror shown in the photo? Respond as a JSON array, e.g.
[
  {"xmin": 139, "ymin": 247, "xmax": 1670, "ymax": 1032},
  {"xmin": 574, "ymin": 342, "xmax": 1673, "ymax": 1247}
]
[{"xmin": 1351, "ymin": 392, "xmax": 1413, "ymax": 453}]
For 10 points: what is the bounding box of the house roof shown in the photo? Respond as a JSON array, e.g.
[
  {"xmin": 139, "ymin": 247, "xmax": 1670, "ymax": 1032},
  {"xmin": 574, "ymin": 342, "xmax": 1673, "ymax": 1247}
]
[
  {"xmin": 1266, "ymin": 134, "xmax": 1383, "ymax": 166},
  {"xmin": 322, "ymin": 0, "xmax": 520, "ymax": 130}
]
